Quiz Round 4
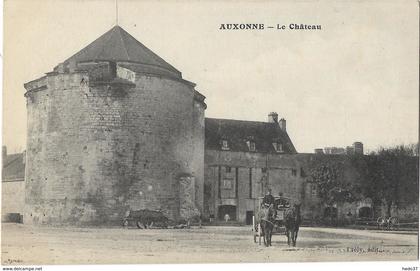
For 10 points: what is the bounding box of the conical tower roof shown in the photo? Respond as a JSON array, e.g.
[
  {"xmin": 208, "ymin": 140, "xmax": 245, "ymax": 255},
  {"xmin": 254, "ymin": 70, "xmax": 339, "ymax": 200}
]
[{"xmin": 63, "ymin": 25, "xmax": 180, "ymax": 75}]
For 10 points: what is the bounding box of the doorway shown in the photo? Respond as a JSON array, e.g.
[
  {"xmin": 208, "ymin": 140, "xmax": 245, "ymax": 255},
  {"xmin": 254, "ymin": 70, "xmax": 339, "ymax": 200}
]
[
  {"xmin": 246, "ymin": 211, "xmax": 254, "ymax": 225},
  {"xmin": 218, "ymin": 205, "xmax": 236, "ymax": 221},
  {"xmin": 358, "ymin": 206, "xmax": 373, "ymax": 219}
]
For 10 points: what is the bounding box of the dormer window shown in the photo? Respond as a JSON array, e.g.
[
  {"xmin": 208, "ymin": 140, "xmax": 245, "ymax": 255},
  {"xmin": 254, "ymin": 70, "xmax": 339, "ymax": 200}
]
[
  {"xmin": 272, "ymin": 142, "xmax": 284, "ymax": 153},
  {"xmin": 221, "ymin": 139, "xmax": 229, "ymax": 150},
  {"xmin": 311, "ymin": 184, "xmax": 317, "ymax": 196},
  {"xmin": 246, "ymin": 140, "xmax": 256, "ymax": 152}
]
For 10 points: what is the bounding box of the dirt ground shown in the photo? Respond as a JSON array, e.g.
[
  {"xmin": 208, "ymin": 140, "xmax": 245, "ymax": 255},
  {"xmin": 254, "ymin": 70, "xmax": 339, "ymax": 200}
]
[{"xmin": 1, "ymin": 223, "xmax": 418, "ymax": 265}]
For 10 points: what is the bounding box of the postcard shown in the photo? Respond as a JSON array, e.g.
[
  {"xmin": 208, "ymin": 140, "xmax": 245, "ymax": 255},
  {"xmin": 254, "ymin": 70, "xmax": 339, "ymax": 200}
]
[{"xmin": 2, "ymin": 0, "xmax": 419, "ymax": 269}]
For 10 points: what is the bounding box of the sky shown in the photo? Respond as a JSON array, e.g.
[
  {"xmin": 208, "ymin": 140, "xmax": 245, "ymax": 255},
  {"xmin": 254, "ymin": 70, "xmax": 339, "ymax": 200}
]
[{"xmin": 3, "ymin": 0, "xmax": 419, "ymax": 154}]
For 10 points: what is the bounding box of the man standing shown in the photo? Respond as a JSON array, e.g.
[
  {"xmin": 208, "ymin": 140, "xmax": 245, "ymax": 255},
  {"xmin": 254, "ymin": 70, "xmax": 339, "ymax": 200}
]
[{"xmin": 262, "ymin": 188, "xmax": 275, "ymax": 207}]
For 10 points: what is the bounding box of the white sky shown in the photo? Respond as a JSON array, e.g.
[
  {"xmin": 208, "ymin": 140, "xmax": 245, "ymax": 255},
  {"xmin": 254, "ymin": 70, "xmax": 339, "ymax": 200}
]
[{"xmin": 3, "ymin": 0, "xmax": 419, "ymax": 154}]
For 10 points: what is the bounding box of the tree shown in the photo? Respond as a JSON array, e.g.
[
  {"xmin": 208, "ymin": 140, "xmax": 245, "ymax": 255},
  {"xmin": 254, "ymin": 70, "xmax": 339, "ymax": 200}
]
[
  {"xmin": 405, "ymin": 143, "xmax": 419, "ymax": 157},
  {"xmin": 360, "ymin": 145, "xmax": 419, "ymax": 218},
  {"xmin": 309, "ymin": 161, "xmax": 358, "ymax": 206}
]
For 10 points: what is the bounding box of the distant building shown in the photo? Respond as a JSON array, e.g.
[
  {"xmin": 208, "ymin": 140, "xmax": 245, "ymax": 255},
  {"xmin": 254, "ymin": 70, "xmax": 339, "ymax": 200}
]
[
  {"xmin": 314, "ymin": 148, "xmax": 324, "ymax": 154},
  {"xmin": 324, "ymin": 147, "xmax": 346, "ymax": 155},
  {"xmin": 2, "ymin": 146, "xmax": 25, "ymax": 223},
  {"xmin": 346, "ymin": 146, "xmax": 355, "ymax": 155},
  {"xmin": 318, "ymin": 142, "xmax": 364, "ymax": 155},
  {"xmin": 352, "ymin": 142, "xmax": 364, "ymax": 155}
]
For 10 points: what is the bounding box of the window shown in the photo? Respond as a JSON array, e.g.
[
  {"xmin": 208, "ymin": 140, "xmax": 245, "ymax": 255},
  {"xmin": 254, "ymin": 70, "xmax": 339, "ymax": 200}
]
[
  {"xmin": 291, "ymin": 169, "xmax": 297, "ymax": 176},
  {"xmin": 218, "ymin": 166, "xmax": 221, "ymax": 198},
  {"xmin": 311, "ymin": 184, "xmax": 317, "ymax": 196},
  {"xmin": 273, "ymin": 142, "xmax": 283, "ymax": 153},
  {"xmin": 222, "ymin": 179, "xmax": 232, "ymax": 189},
  {"xmin": 221, "ymin": 140, "xmax": 229, "ymax": 150},
  {"xmin": 300, "ymin": 167, "xmax": 304, "ymax": 177},
  {"xmin": 249, "ymin": 168, "xmax": 253, "ymax": 198},
  {"xmin": 226, "ymin": 166, "xmax": 231, "ymax": 173},
  {"xmin": 250, "ymin": 142, "xmax": 256, "ymax": 151},
  {"xmin": 246, "ymin": 140, "xmax": 256, "ymax": 152},
  {"xmin": 235, "ymin": 167, "xmax": 239, "ymax": 198}
]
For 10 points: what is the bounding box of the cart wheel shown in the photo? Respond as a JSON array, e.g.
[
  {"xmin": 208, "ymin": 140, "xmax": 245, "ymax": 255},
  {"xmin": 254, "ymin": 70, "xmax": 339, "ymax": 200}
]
[
  {"xmin": 122, "ymin": 219, "xmax": 129, "ymax": 227},
  {"xmin": 377, "ymin": 217, "xmax": 385, "ymax": 230},
  {"xmin": 136, "ymin": 221, "xmax": 145, "ymax": 229},
  {"xmin": 388, "ymin": 217, "xmax": 399, "ymax": 230}
]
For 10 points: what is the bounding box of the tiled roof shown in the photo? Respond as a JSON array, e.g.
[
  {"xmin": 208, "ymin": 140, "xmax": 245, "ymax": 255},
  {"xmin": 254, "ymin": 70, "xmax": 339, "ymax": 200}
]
[
  {"xmin": 62, "ymin": 26, "xmax": 180, "ymax": 76},
  {"xmin": 205, "ymin": 118, "xmax": 297, "ymax": 153},
  {"xmin": 2, "ymin": 153, "xmax": 25, "ymax": 181}
]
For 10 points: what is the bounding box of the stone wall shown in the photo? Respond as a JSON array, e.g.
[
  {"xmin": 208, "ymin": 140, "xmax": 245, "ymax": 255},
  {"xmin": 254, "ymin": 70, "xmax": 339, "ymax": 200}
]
[
  {"xmin": 191, "ymin": 97, "xmax": 205, "ymax": 213},
  {"xmin": 179, "ymin": 176, "xmax": 200, "ymax": 221},
  {"xmin": 24, "ymin": 63, "xmax": 205, "ymax": 225},
  {"xmin": 204, "ymin": 151, "xmax": 419, "ymax": 224},
  {"xmin": 204, "ymin": 150, "xmax": 307, "ymax": 222}
]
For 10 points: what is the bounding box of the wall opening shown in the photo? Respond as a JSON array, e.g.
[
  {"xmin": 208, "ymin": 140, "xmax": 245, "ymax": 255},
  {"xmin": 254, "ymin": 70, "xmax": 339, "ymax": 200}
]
[
  {"xmin": 246, "ymin": 211, "xmax": 254, "ymax": 225},
  {"xmin": 2, "ymin": 213, "xmax": 23, "ymax": 223},
  {"xmin": 109, "ymin": 61, "xmax": 117, "ymax": 78},
  {"xmin": 358, "ymin": 206, "xmax": 373, "ymax": 219},
  {"xmin": 218, "ymin": 205, "xmax": 236, "ymax": 221}
]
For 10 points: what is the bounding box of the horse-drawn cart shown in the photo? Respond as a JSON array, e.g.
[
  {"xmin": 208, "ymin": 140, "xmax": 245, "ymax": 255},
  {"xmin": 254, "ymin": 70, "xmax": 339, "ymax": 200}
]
[
  {"xmin": 122, "ymin": 209, "xmax": 169, "ymax": 229},
  {"xmin": 253, "ymin": 196, "xmax": 292, "ymax": 244}
]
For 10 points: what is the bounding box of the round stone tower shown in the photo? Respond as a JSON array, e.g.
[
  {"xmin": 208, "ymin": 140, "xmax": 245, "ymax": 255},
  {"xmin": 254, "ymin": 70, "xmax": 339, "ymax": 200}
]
[{"xmin": 23, "ymin": 26, "xmax": 206, "ymax": 225}]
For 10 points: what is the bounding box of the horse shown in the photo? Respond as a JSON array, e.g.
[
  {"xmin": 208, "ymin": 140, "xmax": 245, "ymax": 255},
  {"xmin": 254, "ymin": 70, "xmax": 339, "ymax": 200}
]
[
  {"xmin": 256, "ymin": 204, "xmax": 276, "ymax": 247},
  {"xmin": 284, "ymin": 203, "xmax": 301, "ymax": 247}
]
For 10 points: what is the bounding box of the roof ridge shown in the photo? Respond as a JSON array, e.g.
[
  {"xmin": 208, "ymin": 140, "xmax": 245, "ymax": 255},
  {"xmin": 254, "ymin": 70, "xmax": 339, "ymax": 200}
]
[
  {"xmin": 118, "ymin": 27, "xmax": 180, "ymax": 73},
  {"xmin": 93, "ymin": 27, "xmax": 116, "ymax": 61},
  {"xmin": 205, "ymin": 117, "xmax": 273, "ymax": 125},
  {"xmin": 116, "ymin": 27, "xmax": 130, "ymax": 61},
  {"xmin": 61, "ymin": 25, "xmax": 181, "ymax": 75},
  {"xmin": 64, "ymin": 26, "xmax": 114, "ymax": 63},
  {"xmin": 205, "ymin": 117, "xmax": 298, "ymax": 154}
]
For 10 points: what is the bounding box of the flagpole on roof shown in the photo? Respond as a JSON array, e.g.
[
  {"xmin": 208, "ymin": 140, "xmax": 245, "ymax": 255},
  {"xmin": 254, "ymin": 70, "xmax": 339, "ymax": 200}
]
[{"xmin": 115, "ymin": 0, "xmax": 119, "ymax": 26}]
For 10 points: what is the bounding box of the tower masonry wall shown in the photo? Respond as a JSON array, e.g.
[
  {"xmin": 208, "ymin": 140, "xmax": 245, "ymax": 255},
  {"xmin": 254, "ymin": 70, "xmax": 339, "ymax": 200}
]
[{"xmin": 24, "ymin": 68, "xmax": 205, "ymax": 226}]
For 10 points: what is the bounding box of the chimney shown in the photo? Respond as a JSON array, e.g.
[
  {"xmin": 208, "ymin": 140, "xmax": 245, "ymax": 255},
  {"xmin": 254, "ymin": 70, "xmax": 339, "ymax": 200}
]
[
  {"xmin": 352, "ymin": 142, "xmax": 364, "ymax": 155},
  {"xmin": 2, "ymin": 146, "xmax": 7, "ymax": 167},
  {"xmin": 279, "ymin": 118, "xmax": 286, "ymax": 131},
  {"xmin": 268, "ymin": 112, "xmax": 278, "ymax": 123}
]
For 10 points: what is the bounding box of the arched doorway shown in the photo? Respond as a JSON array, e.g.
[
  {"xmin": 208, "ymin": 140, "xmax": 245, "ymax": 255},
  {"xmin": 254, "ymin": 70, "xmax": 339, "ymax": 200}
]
[
  {"xmin": 218, "ymin": 205, "xmax": 236, "ymax": 221},
  {"xmin": 358, "ymin": 206, "xmax": 373, "ymax": 219}
]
